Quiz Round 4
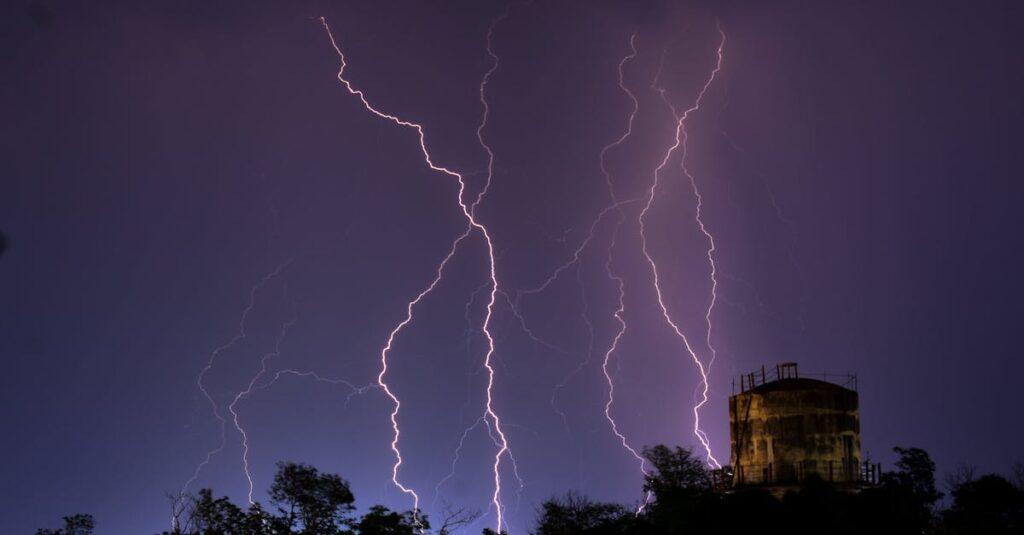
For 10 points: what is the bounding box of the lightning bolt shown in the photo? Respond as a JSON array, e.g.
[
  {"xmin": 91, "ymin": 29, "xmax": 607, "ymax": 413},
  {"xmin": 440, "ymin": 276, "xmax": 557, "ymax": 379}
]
[
  {"xmin": 432, "ymin": 415, "xmax": 487, "ymax": 510},
  {"xmin": 601, "ymin": 207, "xmax": 654, "ymax": 512},
  {"xmin": 595, "ymin": 33, "xmax": 654, "ymax": 512},
  {"xmin": 501, "ymin": 33, "xmax": 655, "ymax": 510},
  {"xmin": 686, "ymin": 112, "xmax": 722, "ymax": 378},
  {"xmin": 471, "ymin": 6, "xmax": 508, "ymax": 214},
  {"xmin": 548, "ymin": 265, "xmax": 595, "ymax": 434},
  {"xmin": 225, "ymin": 291, "xmax": 380, "ymax": 505},
  {"xmin": 227, "ymin": 290, "xmax": 298, "ymax": 505},
  {"xmin": 503, "ymin": 290, "xmax": 579, "ymax": 357},
  {"xmin": 181, "ymin": 259, "xmax": 292, "ymax": 507},
  {"xmin": 435, "ymin": 286, "xmax": 530, "ymax": 523},
  {"xmin": 511, "ymin": 32, "xmax": 641, "ymax": 417},
  {"xmin": 471, "ymin": 10, "xmax": 520, "ymax": 529},
  {"xmin": 231, "ymin": 364, "xmax": 380, "ymax": 504},
  {"xmin": 175, "ymin": 14, "xmax": 756, "ymax": 533},
  {"xmin": 498, "ymin": 32, "xmax": 656, "ymax": 513},
  {"xmin": 659, "ymin": 33, "xmax": 724, "ymax": 377},
  {"xmin": 717, "ymin": 130, "xmax": 806, "ymax": 331},
  {"xmin": 319, "ymin": 15, "xmax": 514, "ymax": 532},
  {"xmin": 641, "ymin": 26, "xmax": 725, "ymax": 469}
]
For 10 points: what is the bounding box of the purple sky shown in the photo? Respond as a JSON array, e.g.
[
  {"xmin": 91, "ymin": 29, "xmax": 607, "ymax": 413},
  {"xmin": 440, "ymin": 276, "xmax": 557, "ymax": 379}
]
[{"xmin": 2, "ymin": 1, "xmax": 1023, "ymax": 533}]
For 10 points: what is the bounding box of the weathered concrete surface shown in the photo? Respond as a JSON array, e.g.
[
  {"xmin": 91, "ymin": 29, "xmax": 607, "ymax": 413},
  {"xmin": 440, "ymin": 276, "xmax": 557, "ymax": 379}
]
[{"xmin": 729, "ymin": 378, "xmax": 860, "ymax": 486}]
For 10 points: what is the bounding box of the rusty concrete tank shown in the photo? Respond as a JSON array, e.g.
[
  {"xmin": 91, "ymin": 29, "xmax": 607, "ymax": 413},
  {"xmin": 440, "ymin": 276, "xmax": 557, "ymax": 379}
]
[{"xmin": 729, "ymin": 363, "xmax": 872, "ymax": 490}]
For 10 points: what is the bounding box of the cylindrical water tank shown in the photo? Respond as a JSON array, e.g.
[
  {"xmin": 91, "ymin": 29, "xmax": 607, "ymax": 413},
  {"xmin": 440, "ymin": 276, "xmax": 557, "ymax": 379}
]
[{"xmin": 729, "ymin": 364, "xmax": 861, "ymax": 487}]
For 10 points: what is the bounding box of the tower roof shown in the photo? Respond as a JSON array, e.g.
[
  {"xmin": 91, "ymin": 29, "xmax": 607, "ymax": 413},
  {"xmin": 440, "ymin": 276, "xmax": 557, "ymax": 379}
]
[{"xmin": 742, "ymin": 376, "xmax": 855, "ymax": 395}]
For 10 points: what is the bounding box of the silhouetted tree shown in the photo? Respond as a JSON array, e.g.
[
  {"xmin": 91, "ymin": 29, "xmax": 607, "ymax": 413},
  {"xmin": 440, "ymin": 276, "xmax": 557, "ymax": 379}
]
[
  {"xmin": 940, "ymin": 474, "xmax": 1024, "ymax": 534},
  {"xmin": 240, "ymin": 502, "xmax": 283, "ymax": 535},
  {"xmin": 524, "ymin": 444, "xmax": 1014, "ymax": 535},
  {"xmin": 35, "ymin": 514, "xmax": 95, "ymax": 535},
  {"xmin": 433, "ymin": 506, "xmax": 478, "ymax": 535},
  {"xmin": 641, "ymin": 445, "xmax": 712, "ymax": 499},
  {"xmin": 1011, "ymin": 463, "xmax": 1024, "ymax": 491},
  {"xmin": 641, "ymin": 445, "xmax": 718, "ymax": 533},
  {"xmin": 533, "ymin": 492, "xmax": 646, "ymax": 534},
  {"xmin": 270, "ymin": 462, "xmax": 356, "ymax": 534},
  {"xmin": 861, "ymin": 446, "xmax": 943, "ymax": 533},
  {"xmin": 39, "ymin": 444, "xmax": 1024, "ymax": 535},
  {"xmin": 193, "ymin": 489, "xmax": 246, "ymax": 532},
  {"xmin": 166, "ymin": 489, "xmax": 279, "ymax": 535},
  {"xmin": 353, "ymin": 505, "xmax": 424, "ymax": 534},
  {"xmin": 153, "ymin": 462, "xmax": 459, "ymax": 535},
  {"xmin": 945, "ymin": 464, "xmax": 979, "ymax": 493},
  {"xmin": 889, "ymin": 447, "xmax": 943, "ymax": 506}
]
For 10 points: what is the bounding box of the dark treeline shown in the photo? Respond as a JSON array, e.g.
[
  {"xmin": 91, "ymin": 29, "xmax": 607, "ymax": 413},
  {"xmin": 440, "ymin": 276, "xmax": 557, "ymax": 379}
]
[
  {"xmin": 534, "ymin": 446, "xmax": 1023, "ymax": 535},
  {"xmin": 37, "ymin": 445, "xmax": 1024, "ymax": 535}
]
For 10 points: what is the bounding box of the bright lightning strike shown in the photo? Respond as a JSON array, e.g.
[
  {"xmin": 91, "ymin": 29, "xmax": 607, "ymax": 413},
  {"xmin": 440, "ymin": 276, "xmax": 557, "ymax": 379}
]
[
  {"xmin": 494, "ymin": 31, "xmax": 658, "ymax": 516},
  {"xmin": 319, "ymin": 16, "xmax": 514, "ymax": 533},
  {"xmin": 601, "ymin": 209, "xmax": 654, "ymax": 513},
  {"xmin": 510, "ymin": 31, "xmax": 642, "ymax": 412},
  {"xmin": 472, "ymin": 10, "xmax": 520, "ymax": 529},
  {"xmin": 656, "ymin": 31, "xmax": 724, "ymax": 378},
  {"xmin": 597, "ymin": 33, "xmax": 657, "ymax": 513},
  {"xmin": 503, "ymin": 32, "xmax": 654, "ymax": 510},
  {"xmin": 170, "ymin": 12, "xmax": 764, "ymax": 534},
  {"xmin": 641, "ymin": 26, "xmax": 726, "ymax": 469}
]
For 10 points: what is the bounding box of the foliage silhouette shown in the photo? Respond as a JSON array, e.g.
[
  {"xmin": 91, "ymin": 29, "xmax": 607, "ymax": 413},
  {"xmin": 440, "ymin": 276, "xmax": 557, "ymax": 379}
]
[
  {"xmin": 532, "ymin": 445, "xmax": 1024, "ymax": 535},
  {"xmin": 940, "ymin": 474, "xmax": 1024, "ymax": 534},
  {"xmin": 354, "ymin": 505, "xmax": 425, "ymax": 535},
  {"xmin": 35, "ymin": 514, "xmax": 95, "ymax": 535},
  {"xmin": 534, "ymin": 492, "xmax": 647, "ymax": 535},
  {"xmin": 37, "ymin": 446, "xmax": 1024, "ymax": 534},
  {"xmin": 159, "ymin": 461, "xmax": 420, "ymax": 535},
  {"xmin": 269, "ymin": 462, "xmax": 356, "ymax": 533}
]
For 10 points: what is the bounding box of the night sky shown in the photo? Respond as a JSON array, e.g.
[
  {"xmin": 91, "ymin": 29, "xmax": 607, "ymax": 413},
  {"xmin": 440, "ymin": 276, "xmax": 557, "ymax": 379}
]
[{"xmin": 3, "ymin": 1, "xmax": 1023, "ymax": 533}]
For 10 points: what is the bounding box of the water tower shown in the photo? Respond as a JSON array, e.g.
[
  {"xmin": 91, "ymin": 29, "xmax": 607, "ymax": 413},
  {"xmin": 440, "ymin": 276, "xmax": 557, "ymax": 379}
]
[{"xmin": 728, "ymin": 363, "xmax": 877, "ymax": 491}]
